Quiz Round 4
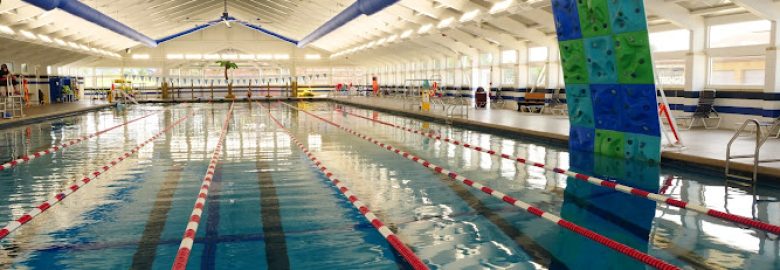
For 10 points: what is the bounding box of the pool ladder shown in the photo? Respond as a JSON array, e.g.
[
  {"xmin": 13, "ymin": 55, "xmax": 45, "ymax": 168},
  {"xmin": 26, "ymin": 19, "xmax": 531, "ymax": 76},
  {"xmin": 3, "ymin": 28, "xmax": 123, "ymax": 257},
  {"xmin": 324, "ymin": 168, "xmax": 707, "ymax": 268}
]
[{"xmin": 726, "ymin": 119, "xmax": 780, "ymax": 187}]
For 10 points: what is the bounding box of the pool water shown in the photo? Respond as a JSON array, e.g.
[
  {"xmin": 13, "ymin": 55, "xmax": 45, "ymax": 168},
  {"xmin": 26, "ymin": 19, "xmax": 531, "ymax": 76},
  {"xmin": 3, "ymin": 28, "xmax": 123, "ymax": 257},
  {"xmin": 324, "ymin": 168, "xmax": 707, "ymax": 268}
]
[{"xmin": 0, "ymin": 102, "xmax": 777, "ymax": 269}]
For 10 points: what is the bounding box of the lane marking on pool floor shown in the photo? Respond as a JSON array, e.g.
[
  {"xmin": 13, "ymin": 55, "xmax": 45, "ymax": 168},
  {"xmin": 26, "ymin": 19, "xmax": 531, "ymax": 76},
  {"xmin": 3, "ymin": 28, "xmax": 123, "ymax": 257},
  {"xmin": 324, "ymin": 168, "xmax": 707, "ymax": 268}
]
[
  {"xmin": 172, "ymin": 103, "xmax": 234, "ymax": 270},
  {"xmin": 336, "ymin": 108, "xmax": 780, "ymax": 236},
  {"xmin": 256, "ymin": 158, "xmax": 291, "ymax": 269},
  {"xmin": 263, "ymin": 103, "xmax": 429, "ymax": 270},
  {"xmin": 201, "ymin": 162, "xmax": 224, "ymax": 270},
  {"xmin": 131, "ymin": 163, "xmax": 185, "ymax": 269},
  {"xmin": 0, "ymin": 110, "xmax": 161, "ymax": 172},
  {"xmin": 0, "ymin": 111, "xmax": 193, "ymax": 241},
  {"xmin": 283, "ymin": 102, "xmax": 679, "ymax": 270}
]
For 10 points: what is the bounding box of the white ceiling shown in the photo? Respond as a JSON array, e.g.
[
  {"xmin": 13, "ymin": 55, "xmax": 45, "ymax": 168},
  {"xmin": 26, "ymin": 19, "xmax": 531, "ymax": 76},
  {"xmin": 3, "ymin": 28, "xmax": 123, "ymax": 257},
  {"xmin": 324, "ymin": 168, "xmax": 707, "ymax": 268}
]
[{"xmin": 0, "ymin": 0, "xmax": 777, "ymax": 67}]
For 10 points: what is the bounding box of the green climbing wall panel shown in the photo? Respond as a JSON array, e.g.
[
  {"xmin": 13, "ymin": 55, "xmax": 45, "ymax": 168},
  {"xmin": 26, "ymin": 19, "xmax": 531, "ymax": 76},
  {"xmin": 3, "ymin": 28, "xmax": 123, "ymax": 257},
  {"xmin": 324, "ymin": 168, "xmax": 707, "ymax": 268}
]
[{"xmin": 552, "ymin": 0, "xmax": 661, "ymax": 163}]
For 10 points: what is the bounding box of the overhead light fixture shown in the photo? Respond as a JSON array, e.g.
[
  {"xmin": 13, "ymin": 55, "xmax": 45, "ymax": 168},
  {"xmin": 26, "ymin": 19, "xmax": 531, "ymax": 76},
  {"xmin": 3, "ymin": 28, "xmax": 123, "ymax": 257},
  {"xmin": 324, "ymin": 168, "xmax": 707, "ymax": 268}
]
[
  {"xmin": 459, "ymin": 9, "xmax": 480, "ymax": 22},
  {"xmin": 274, "ymin": 54, "xmax": 289, "ymax": 60},
  {"xmin": 221, "ymin": 54, "xmax": 238, "ymax": 60},
  {"xmin": 387, "ymin": 34, "xmax": 398, "ymax": 43},
  {"xmin": 78, "ymin": 44, "xmax": 90, "ymax": 51},
  {"xmin": 53, "ymin": 38, "xmax": 66, "ymax": 46},
  {"xmin": 204, "ymin": 54, "xmax": 220, "ymax": 60},
  {"xmin": 376, "ymin": 38, "xmax": 387, "ymax": 45},
  {"xmin": 257, "ymin": 54, "xmax": 273, "ymax": 60},
  {"xmin": 239, "ymin": 54, "xmax": 255, "ymax": 60},
  {"xmin": 367, "ymin": 41, "xmax": 376, "ymax": 48},
  {"xmin": 185, "ymin": 54, "xmax": 202, "ymax": 60},
  {"xmin": 418, "ymin": 23, "xmax": 433, "ymax": 34},
  {"xmin": 437, "ymin": 17, "xmax": 455, "ymax": 29},
  {"xmin": 400, "ymin": 29, "xmax": 413, "ymax": 39},
  {"xmin": 0, "ymin": 24, "xmax": 14, "ymax": 35},
  {"xmin": 305, "ymin": 54, "xmax": 321, "ymax": 60},
  {"xmin": 166, "ymin": 54, "xmax": 184, "ymax": 59},
  {"xmin": 490, "ymin": 0, "xmax": 513, "ymax": 14},
  {"xmin": 67, "ymin": 42, "xmax": 80, "ymax": 49},
  {"xmin": 37, "ymin": 34, "xmax": 52, "ymax": 43},
  {"xmin": 132, "ymin": 54, "xmax": 150, "ymax": 60},
  {"xmin": 20, "ymin": 30, "xmax": 37, "ymax": 40}
]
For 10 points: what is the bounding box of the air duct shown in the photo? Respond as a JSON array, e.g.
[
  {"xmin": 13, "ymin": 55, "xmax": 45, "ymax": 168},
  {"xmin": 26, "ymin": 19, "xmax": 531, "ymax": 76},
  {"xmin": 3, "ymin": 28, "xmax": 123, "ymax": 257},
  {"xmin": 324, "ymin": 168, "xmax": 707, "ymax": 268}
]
[
  {"xmin": 239, "ymin": 22, "xmax": 299, "ymax": 46},
  {"xmin": 23, "ymin": 0, "xmax": 157, "ymax": 47},
  {"xmin": 297, "ymin": 0, "xmax": 398, "ymax": 48}
]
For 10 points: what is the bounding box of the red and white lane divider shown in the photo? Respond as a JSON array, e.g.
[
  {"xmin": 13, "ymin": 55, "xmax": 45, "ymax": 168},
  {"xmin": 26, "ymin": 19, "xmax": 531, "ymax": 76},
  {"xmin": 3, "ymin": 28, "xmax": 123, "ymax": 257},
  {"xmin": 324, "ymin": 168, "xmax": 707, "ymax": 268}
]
[
  {"xmin": 284, "ymin": 103, "xmax": 679, "ymax": 270},
  {"xmin": 0, "ymin": 112, "xmax": 192, "ymax": 240},
  {"xmin": 172, "ymin": 103, "xmax": 234, "ymax": 270},
  {"xmin": 337, "ymin": 109, "xmax": 780, "ymax": 235},
  {"xmin": 265, "ymin": 107, "xmax": 429, "ymax": 270},
  {"xmin": 0, "ymin": 111, "xmax": 160, "ymax": 171}
]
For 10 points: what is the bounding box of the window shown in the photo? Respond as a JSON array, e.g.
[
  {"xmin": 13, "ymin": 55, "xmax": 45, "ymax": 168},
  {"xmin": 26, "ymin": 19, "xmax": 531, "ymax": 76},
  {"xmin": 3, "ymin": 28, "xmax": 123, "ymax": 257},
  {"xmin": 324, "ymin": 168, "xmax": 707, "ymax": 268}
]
[
  {"xmin": 655, "ymin": 60, "xmax": 685, "ymax": 86},
  {"xmin": 479, "ymin": 53, "xmax": 493, "ymax": 66},
  {"xmin": 529, "ymin": 64, "xmax": 546, "ymax": 87},
  {"xmin": 710, "ymin": 56, "xmax": 765, "ymax": 86},
  {"xmin": 460, "ymin": 55, "xmax": 471, "ymax": 68},
  {"xmin": 94, "ymin": 68, "xmax": 122, "ymax": 88},
  {"xmin": 479, "ymin": 68, "xmax": 491, "ymax": 87},
  {"xmin": 710, "ymin": 20, "xmax": 771, "ymax": 48},
  {"xmin": 501, "ymin": 50, "xmax": 517, "ymax": 64},
  {"xmin": 528, "ymin": 47, "xmax": 548, "ymax": 62},
  {"xmin": 445, "ymin": 57, "xmax": 455, "ymax": 68},
  {"xmin": 650, "ymin": 29, "xmax": 690, "ymax": 52},
  {"xmin": 501, "ymin": 68, "xmax": 516, "ymax": 85}
]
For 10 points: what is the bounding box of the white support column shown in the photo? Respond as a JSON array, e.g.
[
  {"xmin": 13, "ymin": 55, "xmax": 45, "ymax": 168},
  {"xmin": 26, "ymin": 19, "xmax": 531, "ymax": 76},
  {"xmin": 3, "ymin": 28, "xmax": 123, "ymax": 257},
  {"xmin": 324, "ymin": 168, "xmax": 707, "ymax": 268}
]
[
  {"xmin": 764, "ymin": 20, "xmax": 780, "ymax": 120},
  {"xmin": 685, "ymin": 28, "xmax": 707, "ymax": 93},
  {"xmin": 517, "ymin": 44, "xmax": 529, "ymax": 89},
  {"xmin": 547, "ymin": 44, "xmax": 561, "ymax": 90},
  {"xmin": 766, "ymin": 21, "xmax": 780, "ymax": 93},
  {"xmin": 491, "ymin": 49, "xmax": 501, "ymax": 91},
  {"xmin": 471, "ymin": 52, "xmax": 480, "ymax": 91}
]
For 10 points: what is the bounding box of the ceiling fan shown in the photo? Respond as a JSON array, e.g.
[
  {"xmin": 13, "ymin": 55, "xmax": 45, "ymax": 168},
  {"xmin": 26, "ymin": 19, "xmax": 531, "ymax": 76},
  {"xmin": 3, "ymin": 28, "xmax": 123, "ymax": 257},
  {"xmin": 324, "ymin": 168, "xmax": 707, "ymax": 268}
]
[{"xmin": 180, "ymin": 0, "xmax": 272, "ymax": 28}]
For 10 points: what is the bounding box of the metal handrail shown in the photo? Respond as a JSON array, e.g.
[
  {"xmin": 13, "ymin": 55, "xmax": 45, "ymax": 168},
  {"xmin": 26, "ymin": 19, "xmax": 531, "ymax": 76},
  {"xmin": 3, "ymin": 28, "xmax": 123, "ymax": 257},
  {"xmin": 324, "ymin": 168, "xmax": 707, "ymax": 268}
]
[{"xmin": 726, "ymin": 119, "xmax": 765, "ymax": 186}]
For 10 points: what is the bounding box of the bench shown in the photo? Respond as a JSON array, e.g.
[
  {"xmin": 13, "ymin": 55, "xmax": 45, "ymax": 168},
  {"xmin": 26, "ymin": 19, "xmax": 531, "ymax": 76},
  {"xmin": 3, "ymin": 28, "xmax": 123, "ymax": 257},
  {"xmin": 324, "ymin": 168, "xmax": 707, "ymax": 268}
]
[{"xmin": 518, "ymin": 92, "xmax": 546, "ymax": 113}]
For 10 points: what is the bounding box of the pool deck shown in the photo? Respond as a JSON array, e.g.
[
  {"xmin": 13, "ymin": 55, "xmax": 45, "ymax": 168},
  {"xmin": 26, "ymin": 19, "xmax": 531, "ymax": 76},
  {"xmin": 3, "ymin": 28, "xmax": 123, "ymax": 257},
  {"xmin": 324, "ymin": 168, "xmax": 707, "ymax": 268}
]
[
  {"xmin": 0, "ymin": 101, "xmax": 113, "ymax": 129},
  {"xmin": 328, "ymin": 96, "xmax": 780, "ymax": 181}
]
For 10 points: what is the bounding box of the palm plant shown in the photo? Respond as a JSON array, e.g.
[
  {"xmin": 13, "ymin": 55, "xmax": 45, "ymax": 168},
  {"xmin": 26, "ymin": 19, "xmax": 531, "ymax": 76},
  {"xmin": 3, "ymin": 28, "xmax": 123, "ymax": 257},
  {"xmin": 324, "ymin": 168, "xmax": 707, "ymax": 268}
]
[{"xmin": 216, "ymin": 60, "xmax": 238, "ymax": 99}]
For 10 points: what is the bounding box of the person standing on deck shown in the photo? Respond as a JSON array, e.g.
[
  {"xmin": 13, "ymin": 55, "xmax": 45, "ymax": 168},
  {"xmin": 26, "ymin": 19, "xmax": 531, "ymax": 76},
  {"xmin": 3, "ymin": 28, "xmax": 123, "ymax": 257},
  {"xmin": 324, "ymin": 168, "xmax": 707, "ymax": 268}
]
[{"xmin": 0, "ymin": 64, "xmax": 19, "ymax": 96}]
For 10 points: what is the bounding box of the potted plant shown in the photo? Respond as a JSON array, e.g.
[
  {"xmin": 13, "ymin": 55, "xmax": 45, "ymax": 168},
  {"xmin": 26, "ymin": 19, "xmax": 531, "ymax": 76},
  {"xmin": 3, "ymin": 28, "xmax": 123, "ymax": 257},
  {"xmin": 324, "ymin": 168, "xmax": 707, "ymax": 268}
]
[{"xmin": 216, "ymin": 60, "xmax": 238, "ymax": 100}]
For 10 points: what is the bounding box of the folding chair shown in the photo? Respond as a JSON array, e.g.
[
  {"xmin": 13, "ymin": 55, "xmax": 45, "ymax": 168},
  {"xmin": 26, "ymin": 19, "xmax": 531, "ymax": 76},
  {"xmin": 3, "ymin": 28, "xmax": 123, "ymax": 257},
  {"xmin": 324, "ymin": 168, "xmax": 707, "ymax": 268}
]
[{"xmin": 677, "ymin": 89, "xmax": 721, "ymax": 129}]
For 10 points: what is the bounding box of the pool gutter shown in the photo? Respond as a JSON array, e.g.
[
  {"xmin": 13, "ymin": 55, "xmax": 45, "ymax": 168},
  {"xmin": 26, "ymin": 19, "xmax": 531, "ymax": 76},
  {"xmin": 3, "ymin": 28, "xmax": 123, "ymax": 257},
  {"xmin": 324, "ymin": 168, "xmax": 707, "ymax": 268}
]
[{"xmin": 0, "ymin": 104, "xmax": 114, "ymax": 130}]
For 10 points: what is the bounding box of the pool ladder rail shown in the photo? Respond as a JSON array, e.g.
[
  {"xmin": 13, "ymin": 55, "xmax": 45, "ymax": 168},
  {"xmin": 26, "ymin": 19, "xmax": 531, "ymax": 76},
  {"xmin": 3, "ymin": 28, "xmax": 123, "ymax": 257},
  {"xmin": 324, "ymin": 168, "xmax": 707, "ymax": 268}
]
[{"xmin": 726, "ymin": 119, "xmax": 780, "ymax": 186}]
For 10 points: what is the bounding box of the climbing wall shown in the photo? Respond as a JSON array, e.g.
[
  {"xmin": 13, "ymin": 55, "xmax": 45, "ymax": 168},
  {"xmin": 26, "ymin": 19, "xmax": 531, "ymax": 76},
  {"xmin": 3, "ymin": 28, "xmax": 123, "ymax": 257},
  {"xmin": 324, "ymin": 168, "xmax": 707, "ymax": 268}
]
[{"xmin": 552, "ymin": 0, "xmax": 661, "ymax": 162}]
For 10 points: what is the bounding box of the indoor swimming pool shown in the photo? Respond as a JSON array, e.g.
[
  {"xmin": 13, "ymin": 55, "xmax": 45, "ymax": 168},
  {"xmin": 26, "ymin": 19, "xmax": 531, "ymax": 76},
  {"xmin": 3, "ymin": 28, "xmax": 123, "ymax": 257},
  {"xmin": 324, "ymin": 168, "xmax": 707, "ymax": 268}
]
[{"xmin": 0, "ymin": 102, "xmax": 777, "ymax": 270}]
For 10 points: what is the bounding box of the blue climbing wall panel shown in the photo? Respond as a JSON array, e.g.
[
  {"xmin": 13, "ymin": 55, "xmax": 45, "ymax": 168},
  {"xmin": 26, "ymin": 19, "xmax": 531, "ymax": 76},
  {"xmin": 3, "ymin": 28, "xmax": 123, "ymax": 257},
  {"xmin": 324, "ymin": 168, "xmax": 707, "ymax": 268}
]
[{"xmin": 552, "ymin": 0, "xmax": 661, "ymax": 162}]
